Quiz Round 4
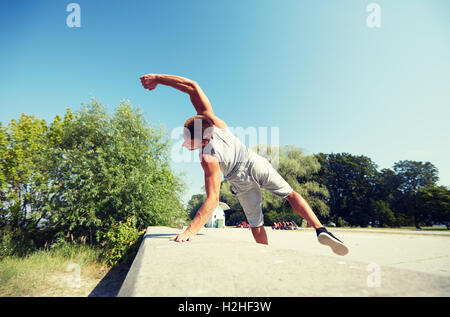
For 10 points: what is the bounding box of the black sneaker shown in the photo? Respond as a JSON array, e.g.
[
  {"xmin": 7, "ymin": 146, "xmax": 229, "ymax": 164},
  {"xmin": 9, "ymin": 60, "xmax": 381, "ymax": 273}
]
[{"xmin": 316, "ymin": 227, "xmax": 349, "ymax": 256}]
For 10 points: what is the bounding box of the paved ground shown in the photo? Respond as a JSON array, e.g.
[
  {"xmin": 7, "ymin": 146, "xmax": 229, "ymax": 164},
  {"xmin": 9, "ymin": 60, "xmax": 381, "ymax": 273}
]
[
  {"xmin": 118, "ymin": 226, "xmax": 450, "ymax": 297},
  {"xmin": 210, "ymin": 227, "xmax": 450, "ymax": 277}
]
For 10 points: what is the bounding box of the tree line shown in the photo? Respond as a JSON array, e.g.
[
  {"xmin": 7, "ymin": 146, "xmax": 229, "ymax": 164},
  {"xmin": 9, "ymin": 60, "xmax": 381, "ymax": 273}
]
[
  {"xmin": 187, "ymin": 146, "xmax": 449, "ymax": 229},
  {"xmin": 0, "ymin": 100, "xmax": 187, "ymax": 258}
]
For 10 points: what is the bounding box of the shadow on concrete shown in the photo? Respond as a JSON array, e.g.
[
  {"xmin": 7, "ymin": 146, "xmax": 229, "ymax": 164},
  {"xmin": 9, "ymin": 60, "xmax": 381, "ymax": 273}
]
[
  {"xmin": 88, "ymin": 262, "xmax": 131, "ymax": 297},
  {"xmin": 143, "ymin": 233, "xmax": 205, "ymax": 239},
  {"xmin": 89, "ymin": 231, "xmax": 146, "ymax": 297},
  {"xmin": 144, "ymin": 233, "xmax": 176, "ymax": 239},
  {"xmin": 89, "ymin": 229, "xmax": 209, "ymax": 296}
]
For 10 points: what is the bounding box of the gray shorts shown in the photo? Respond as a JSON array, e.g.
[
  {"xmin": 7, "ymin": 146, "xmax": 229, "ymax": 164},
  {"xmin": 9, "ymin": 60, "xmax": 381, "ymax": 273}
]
[{"xmin": 227, "ymin": 157, "xmax": 294, "ymax": 228}]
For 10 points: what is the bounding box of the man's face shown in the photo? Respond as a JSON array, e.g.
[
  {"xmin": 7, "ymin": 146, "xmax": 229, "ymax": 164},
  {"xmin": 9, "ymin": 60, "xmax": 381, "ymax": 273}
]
[{"xmin": 182, "ymin": 135, "xmax": 205, "ymax": 151}]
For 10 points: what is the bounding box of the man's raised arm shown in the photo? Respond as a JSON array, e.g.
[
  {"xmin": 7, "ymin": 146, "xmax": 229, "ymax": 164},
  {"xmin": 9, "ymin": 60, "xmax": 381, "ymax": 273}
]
[{"xmin": 140, "ymin": 73, "xmax": 214, "ymax": 116}]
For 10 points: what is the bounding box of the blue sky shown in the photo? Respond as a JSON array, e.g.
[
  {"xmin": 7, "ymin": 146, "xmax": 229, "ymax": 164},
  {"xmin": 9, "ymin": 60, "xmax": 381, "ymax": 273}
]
[{"xmin": 0, "ymin": 0, "xmax": 449, "ymax": 205}]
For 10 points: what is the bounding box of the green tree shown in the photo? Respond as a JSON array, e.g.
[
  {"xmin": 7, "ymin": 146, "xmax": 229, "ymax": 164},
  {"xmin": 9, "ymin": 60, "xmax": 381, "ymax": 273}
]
[
  {"xmin": 371, "ymin": 200, "xmax": 396, "ymax": 227},
  {"xmin": 41, "ymin": 100, "xmax": 187, "ymax": 243},
  {"xmin": 394, "ymin": 161, "xmax": 439, "ymax": 193},
  {"xmin": 187, "ymin": 193, "xmax": 206, "ymax": 220},
  {"xmin": 370, "ymin": 168, "xmax": 402, "ymax": 227},
  {"xmin": 393, "ymin": 160, "xmax": 439, "ymax": 228},
  {"xmin": 416, "ymin": 185, "xmax": 450, "ymax": 229},
  {"xmin": 0, "ymin": 114, "xmax": 49, "ymax": 242},
  {"xmin": 1, "ymin": 99, "xmax": 187, "ymax": 251},
  {"xmin": 314, "ymin": 153, "xmax": 379, "ymax": 227},
  {"xmin": 0, "ymin": 123, "xmax": 8, "ymax": 205}
]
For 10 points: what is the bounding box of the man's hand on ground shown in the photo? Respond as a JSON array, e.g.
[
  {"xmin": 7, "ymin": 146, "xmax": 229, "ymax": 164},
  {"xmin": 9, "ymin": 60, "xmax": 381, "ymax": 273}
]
[
  {"xmin": 170, "ymin": 229, "xmax": 196, "ymax": 243},
  {"xmin": 140, "ymin": 74, "xmax": 158, "ymax": 91}
]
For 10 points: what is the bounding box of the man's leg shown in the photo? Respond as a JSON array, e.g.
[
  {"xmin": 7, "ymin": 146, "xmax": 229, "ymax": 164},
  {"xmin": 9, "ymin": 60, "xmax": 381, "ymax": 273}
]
[
  {"xmin": 285, "ymin": 191, "xmax": 348, "ymax": 255},
  {"xmin": 251, "ymin": 157, "xmax": 349, "ymax": 255},
  {"xmin": 251, "ymin": 226, "xmax": 268, "ymax": 245},
  {"xmin": 234, "ymin": 185, "xmax": 268, "ymax": 245},
  {"xmin": 250, "ymin": 158, "xmax": 322, "ymax": 229},
  {"xmin": 284, "ymin": 191, "xmax": 323, "ymax": 229}
]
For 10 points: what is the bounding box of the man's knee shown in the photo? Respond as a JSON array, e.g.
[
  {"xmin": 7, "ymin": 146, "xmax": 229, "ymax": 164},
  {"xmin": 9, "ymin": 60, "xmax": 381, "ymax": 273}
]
[
  {"xmin": 251, "ymin": 225, "xmax": 264, "ymax": 232},
  {"xmin": 250, "ymin": 226, "xmax": 268, "ymax": 245}
]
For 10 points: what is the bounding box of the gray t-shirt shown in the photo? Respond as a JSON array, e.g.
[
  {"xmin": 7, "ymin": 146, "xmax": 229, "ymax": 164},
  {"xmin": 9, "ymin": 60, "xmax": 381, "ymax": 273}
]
[{"xmin": 202, "ymin": 126, "xmax": 258, "ymax": 179}]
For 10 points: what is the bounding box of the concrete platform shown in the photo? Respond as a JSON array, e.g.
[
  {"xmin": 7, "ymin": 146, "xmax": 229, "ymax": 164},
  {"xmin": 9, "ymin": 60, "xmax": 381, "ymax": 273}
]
[{"xmin": 117, "ymin": 226, "xmax": 450, "ymax": 297}]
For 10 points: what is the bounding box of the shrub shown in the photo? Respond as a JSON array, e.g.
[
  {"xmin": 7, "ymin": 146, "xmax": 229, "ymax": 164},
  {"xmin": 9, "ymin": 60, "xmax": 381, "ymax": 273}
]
[
  {"xmin": 0, "ymin": 100, "xmax": 187, "ymax": 250},
  {"xmin": 100, "ymin": 218, "xmax": 144, "ymax": 267},
  {"xmin": 336, "ymin": 217, "xmax": 349, "ymax": 227},
  {"xmin": 0, "ymin": 229, "xmax": 35, "ymax": 260}
]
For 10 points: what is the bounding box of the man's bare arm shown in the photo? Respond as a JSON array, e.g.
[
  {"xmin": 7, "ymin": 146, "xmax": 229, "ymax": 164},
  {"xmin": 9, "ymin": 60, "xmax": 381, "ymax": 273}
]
[
  {"xmin": 140, "ymin": 73, "xmax": 213, "ymax": 116},
  {"xmin": 170, "ymin": 154, "xmax": 221, "ymax": 242},
  {"xmin": 186, "ymin": 155, "xmax": 221, "ymax": 234}
]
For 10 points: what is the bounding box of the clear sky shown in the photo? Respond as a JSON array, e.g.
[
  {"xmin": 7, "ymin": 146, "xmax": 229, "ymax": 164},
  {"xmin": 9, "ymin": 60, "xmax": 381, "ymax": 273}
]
[{"xmin": 1, "ymin": 0, "xmax": 449, "ymax": 205}]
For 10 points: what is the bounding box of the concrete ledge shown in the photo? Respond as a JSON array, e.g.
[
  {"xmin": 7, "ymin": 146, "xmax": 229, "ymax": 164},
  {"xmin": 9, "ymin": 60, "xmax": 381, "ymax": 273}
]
[{"xmin": 118, "ymin": 226, "xmax": 450, "ymax": 297}]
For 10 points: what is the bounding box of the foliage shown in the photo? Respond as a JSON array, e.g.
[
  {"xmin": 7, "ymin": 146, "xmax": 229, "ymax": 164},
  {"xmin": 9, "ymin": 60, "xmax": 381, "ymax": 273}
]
[
  {"xmin": 100, "ymin": 217, "xmax": 144, "ymax": 267},
  {"xmin": 0, "ymin": 114, "xmax": 49, "ymax": 241},
  {"xmin": 314, "ymin": 154, "xmax": 443, "ymax": 228},
  {"xmin": 0, "ymin": 227, "xmax": 34, "ymax": 260},
  {"xmin": 314, "ymin": 153, "xmax": 379, "ymax": 227},
  {"xmin": 392, "ymin": 160, "xmax": 440, "ymax": 228},
  {"xmin": 187, "ymin": 193, "xmax": 207, "ymax": 220},
  {"xmin": 393, "ymin": 160, "xmax": 439, "ymax": 194},
  {"xmin": 0, "ymin": 99, "xmax": 187, "ymax": 259},
  {"xmin": 186, "ymin": 148, "xmax": 447, "ymax": 230},
  {"xmin": 416, "ymin": 185, "xmax": 450, "ymax": 229}
]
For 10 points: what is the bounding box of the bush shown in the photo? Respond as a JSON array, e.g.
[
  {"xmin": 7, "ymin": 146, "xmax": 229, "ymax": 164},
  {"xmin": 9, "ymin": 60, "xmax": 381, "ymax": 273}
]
[
  {"xmin": 336, "ymin": 217, "xmax": 349, "ymax": 227},
  {"xmin": 0, "ymin": 229, "xmax": 35, "ymax": 260},
  {"xmin": 0, "ymin": 100, "xmax": 187, "ymax": 250},
  {"xmin": 100, "ymin": 218, "xmax": 144, "ymax": 267}
]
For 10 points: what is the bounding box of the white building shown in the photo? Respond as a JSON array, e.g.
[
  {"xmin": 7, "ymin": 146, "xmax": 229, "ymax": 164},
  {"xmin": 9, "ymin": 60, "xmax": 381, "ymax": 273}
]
[{"xmin": 205, "ymin": 203, "xmax": 230, "ymax": 228}]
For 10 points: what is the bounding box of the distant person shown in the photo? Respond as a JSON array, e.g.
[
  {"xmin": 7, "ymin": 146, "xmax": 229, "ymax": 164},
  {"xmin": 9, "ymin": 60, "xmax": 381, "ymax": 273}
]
[
  {"xmin": 272, "ymin": 222, "xmax": 278, "ymax": 230},
  {"xmin": 140, "ymin": 73, "xmax": 348, "ymax": 256}
]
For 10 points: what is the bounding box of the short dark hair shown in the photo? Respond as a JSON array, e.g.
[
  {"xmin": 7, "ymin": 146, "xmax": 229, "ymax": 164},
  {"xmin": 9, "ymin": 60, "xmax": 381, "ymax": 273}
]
[{"xmin": 184, "ymin": 115, "xmax": 214, "ymax": 141}]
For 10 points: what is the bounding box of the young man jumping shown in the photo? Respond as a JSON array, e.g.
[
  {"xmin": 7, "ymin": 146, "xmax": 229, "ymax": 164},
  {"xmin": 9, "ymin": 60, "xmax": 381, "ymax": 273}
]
[{"xmin": 140, "ymin": 73, "xmax": 349, "ymax": 256}]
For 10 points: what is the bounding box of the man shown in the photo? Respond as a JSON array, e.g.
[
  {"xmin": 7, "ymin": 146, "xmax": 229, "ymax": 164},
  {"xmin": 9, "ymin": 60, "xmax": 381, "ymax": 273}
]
[{"xmin": 140, "ymin": 73, "xmax": 349, "ymax": 256}]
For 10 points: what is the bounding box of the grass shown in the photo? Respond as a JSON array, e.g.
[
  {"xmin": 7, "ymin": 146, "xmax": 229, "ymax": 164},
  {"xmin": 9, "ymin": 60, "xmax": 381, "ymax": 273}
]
[
  {"xmin": 263, "ymin": 225, "xmax": 450, "ymax": 234},
  {"xmin": 329, "ymin": 225, "xmax": 449, "ymax": 231},
  {"xmin": 398, "ymin": 225, "xmax": 449, "ymax": 231},
  {"xmin": 0, "ymin": 244, "xmax": 110, "ymax": 297},
  {"xmin": 263, "ymin": 224, "xmax": 449, "ymax": 230}
]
